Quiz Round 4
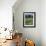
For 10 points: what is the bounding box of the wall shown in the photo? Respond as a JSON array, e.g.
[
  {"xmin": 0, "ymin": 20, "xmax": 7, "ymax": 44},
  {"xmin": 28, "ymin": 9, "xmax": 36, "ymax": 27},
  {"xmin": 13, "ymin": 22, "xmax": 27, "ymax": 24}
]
[
  {"xmin": 13, "ymin": 0, "xmax": 42, "ymax": 46},
  {"xmin": 0, "ymin": 0, "xmax": 17, "ymax": 30},
  {"xmin": 0, "ymin": 0, "xmax": 17, "ymax": 38},
  {"xmin": 41, "ymin": 0, "xmax": 46, "ymax": 46}
]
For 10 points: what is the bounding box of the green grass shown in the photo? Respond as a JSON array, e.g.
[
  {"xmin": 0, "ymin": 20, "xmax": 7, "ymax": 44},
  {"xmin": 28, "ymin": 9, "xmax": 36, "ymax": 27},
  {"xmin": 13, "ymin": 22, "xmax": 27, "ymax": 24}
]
[{"xmin": 25, "ymin": 18, "xmax": 33, "ymax": 25}]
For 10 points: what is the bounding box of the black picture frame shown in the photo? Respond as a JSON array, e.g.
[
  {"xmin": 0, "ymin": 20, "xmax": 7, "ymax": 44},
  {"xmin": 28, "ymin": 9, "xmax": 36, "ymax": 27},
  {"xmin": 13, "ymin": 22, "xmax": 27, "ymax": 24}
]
[{"xmin": 23, "ymin": 12, "xmax": 36, "ymax": 28}]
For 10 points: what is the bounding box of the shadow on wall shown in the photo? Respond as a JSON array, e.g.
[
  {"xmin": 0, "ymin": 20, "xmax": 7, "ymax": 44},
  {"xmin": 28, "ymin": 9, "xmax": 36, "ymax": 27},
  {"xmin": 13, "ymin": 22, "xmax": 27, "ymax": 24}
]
[{"xmin": 12, "ymin": 0, "xmax": 41, "ymax": 46}]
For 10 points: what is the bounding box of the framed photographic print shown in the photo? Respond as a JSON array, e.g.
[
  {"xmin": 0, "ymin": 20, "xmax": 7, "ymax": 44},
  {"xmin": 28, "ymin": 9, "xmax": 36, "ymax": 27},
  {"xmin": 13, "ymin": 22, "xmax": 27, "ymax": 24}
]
[{"xmin": 23, "ymin": 12, "xmax": 36, "ymax": 28}]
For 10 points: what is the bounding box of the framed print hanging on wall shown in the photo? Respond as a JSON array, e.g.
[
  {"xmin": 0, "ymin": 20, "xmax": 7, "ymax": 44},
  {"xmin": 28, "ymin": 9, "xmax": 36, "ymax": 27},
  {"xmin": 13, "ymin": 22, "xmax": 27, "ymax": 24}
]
[{"xmin": 23, "ymin": 12, "xmax": 36, "ymax": 28}]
